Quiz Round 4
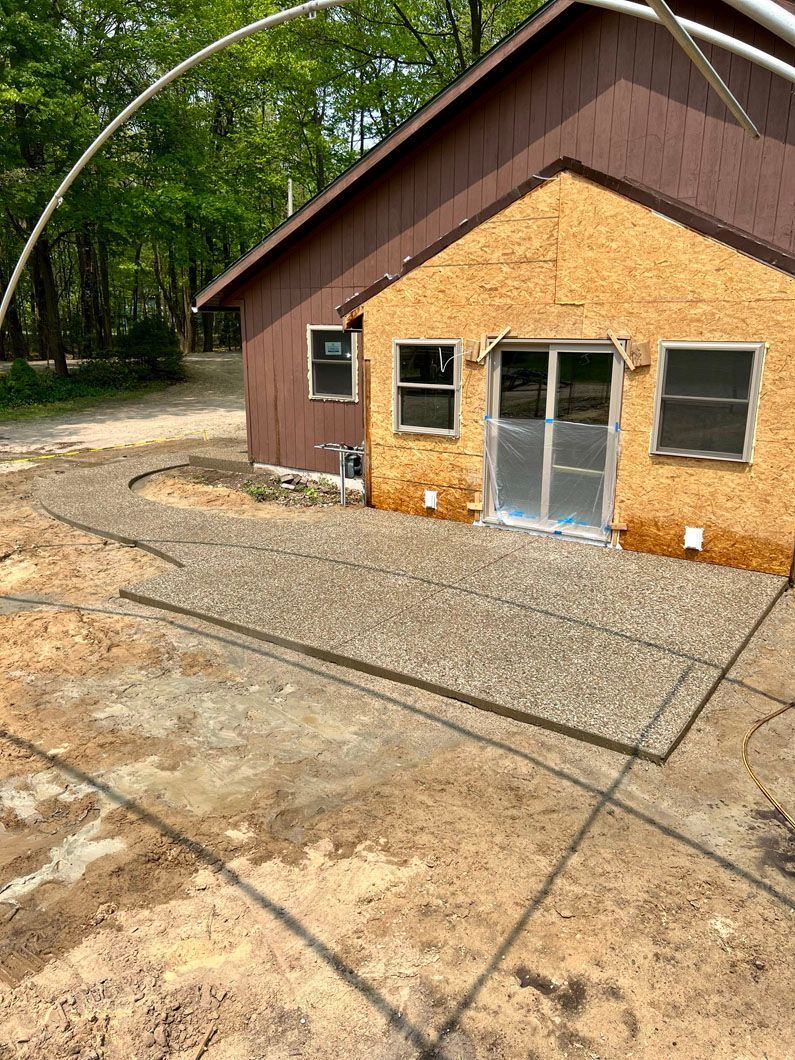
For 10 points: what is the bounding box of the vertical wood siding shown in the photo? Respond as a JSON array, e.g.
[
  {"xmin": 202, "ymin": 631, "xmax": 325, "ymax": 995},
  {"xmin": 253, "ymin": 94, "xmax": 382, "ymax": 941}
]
[{"xmin": 240, "ymin": 0, "xmax": 795, "ymax": 472}]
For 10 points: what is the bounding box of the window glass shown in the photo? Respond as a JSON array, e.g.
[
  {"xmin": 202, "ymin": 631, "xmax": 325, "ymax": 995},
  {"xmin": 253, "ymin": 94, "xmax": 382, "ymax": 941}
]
[
  {"xmin": 310, "ymin": 329, "xmax": 353, "ymax": 398},
  {"xmin": 498, "ymin": 350, "xmax": 548, "ymax": 419},
  {"xmin": 654, "ymin": 344, "xmax": 760, "ymax": 459},
  {"xmin": 398, "ymin": 345, "xmax": 455, "ymax": 385},
  {"xmin": 314, "ymin": 363, "xmax": 353, "ymax": 397},
  {"xmin": 396, "ymin": 342, "xmax": 458, "ymax": 434},
  {"xmin": 556, "ymin": 351, "xmax": 612, "ymax": 425},
  {"xmin": 664, "ymin": 348, "xmax": 753, "ymax": 400},
  {"xmin": 399, "ymin": 389, "xmax": 455, "ymax": 431},
  {"xmin": 658, "ymin": 400, "xmax": 749, "ymax": 456}
]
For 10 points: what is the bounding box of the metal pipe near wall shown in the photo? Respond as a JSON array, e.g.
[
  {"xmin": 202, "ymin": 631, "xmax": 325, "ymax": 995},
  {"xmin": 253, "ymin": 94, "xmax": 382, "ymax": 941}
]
[
  {"xmin": 0, "ymin": 0, "xmax": 353, "ymax": 334},
  {"xmin": 577, "ymin": 0, "xmax": 795, "ymax": 83},
  {"xmin": 721, "ymin": 0, "xmax": 795, "ymax": 48},
  {"xmin": 647, "ymin": 0, "xmax": 758, "ymax": 135}
]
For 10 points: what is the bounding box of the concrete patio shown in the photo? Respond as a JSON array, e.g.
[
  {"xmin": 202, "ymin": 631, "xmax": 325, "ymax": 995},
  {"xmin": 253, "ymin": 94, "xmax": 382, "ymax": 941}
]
[{"xmin": 36, "ymin": 450, "xmax": 786, "ymax": 760}]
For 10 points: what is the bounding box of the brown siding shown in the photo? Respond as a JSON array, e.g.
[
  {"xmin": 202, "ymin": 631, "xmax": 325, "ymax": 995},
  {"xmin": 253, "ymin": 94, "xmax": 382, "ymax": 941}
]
[{"xmin": 236, "ymin": 0, "xmax": 795, "ymax": 472}]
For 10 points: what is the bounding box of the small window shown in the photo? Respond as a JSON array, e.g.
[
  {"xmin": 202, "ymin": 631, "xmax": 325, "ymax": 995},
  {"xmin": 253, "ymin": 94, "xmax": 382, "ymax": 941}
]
[
  {"xmin": 394, "ymin": 340, "xmax": 461, "ymax": 436},
  {"xmin": 651, "ymin": 342, "xmax": 764, "ymax": 462},
  {"xmin": 307, "ymin": 326, "xmax": 356, "ymax": 401}
]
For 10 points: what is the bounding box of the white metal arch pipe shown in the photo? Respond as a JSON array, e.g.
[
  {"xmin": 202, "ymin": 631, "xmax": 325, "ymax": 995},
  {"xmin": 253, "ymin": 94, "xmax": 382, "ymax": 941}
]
[
  {"xmin": 577, "ymin": 0, "xmax": 795, "ymax": 83},
  {"xmin": 0, "ymin": 0, "xmax": 353, "ymax": 335},
  {"xmin": 721, "ymin": 0, "xmax": 795, "ymax": 48}
]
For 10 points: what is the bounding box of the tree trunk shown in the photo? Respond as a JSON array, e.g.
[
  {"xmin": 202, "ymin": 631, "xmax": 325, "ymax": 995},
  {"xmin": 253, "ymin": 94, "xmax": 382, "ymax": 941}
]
[
  {"xmin": 30, "ymin": 238, "xmax": 67, "ymax": 375},
  {"xmin": 131, "ymin": 243, "xmax": 142, "ymax": 322},
  {"xmin": 188, "ymin": 249, "xmax": 199, "ymax": 353},
  {"xmin": 97, "ymin": 235, "xmax": 113, "ymax": 349},
  {"xmin": 0, "ymin": 262, "xmax": 29, "ymax": 360},
  {"xmin": 76, "ymin": 224, "xmax": 100, "ymax": 355}
]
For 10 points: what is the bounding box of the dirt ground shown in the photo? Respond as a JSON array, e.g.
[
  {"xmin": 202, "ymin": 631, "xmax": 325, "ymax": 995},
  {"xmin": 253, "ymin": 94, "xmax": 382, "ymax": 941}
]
[
  {"xmin": 0, "ymin": 352, "xmax": 245, "ymax": 466},
  {"xmin": 0, "ymin": 447, "xmax": 793, "ymax": 1060},
  {"xmin": 135, "ymin": 466, "xmax": 363, "ymax": 520}
]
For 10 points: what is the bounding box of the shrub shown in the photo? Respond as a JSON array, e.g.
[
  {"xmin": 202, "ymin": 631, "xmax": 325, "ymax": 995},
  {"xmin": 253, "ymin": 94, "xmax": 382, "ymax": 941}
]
[
  {"xmin": 73, "ymin": 357, "xmax": 147, "ymax": 390},
  {"xmin": 117, "ymin": 317, "xmax": 185, "ymax": 380},
  {"xmin": 4, "ymin": 358, "xmax": 41, "ymax": 404}
]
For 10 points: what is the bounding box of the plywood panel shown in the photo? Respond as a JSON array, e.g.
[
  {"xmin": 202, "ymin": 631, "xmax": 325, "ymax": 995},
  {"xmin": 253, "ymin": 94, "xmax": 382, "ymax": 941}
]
[{"xmin": 363, "ymin": 173, "xmax": 795, "ymax": 573}]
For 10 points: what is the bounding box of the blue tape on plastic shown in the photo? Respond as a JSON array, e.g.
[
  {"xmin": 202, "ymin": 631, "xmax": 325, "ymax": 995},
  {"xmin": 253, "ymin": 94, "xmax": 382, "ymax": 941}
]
[
  {"xmin": 545, "ymin": 417, "xmax": 554, "ymax": 424},
  {"xmin": 614, "ymin": 422, "xmax": 620, "ymax": 432}
]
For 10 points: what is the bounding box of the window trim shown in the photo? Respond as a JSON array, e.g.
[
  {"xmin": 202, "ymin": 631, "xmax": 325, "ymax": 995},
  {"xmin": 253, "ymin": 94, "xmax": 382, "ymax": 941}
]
[
  {"xmin": 306, "ymin": 324, "xmax": 358, "ymax": 402},
  {"xmin": 650, "ymin": 340, "xmax": 765, "ymax": 463},
  {"xmin": 393, "ymin": 338, "xmax": 462, "ymax": 437}
]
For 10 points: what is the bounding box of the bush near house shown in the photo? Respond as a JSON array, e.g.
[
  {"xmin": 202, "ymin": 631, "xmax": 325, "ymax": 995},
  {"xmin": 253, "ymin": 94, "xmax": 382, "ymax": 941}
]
[{"xmin": 0, "ymin": 318, "xmax": 185, "ymax": 417}]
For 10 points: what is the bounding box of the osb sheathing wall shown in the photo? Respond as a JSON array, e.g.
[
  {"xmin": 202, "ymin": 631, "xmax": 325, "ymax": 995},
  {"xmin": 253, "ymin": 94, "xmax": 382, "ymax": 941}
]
[{"xmin": 363, "ymin": 172, "xmax": 795, "ymax": 575}]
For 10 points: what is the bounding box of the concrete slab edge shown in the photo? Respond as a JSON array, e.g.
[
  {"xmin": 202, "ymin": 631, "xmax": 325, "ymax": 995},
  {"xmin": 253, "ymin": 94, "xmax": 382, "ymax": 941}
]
[
  {"xmin": 662, "ymin": 580, "xmax": 790, "ymax": 761},
  {"xmin": 188, "ymin": 454, "xmax": 253, "ymax": 474},
  {"xmin": 119, "ymin": 584, "xmax": 666, "ymax": 764},
  {"xmin": 37, "ymin": 453, "xmax": 783, "ymax": 764}
]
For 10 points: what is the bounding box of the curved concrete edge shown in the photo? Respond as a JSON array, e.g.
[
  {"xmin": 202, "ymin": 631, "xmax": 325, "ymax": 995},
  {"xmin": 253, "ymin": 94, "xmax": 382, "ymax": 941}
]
[
  {"xmin": 128, "ymin": 461, "xmax": 190, "ymax": 494},
  {"xmin": 120, "ymin": 584, "xmax": 666, "ymax": 764},
  {"xmin": 37, "ymin": 459, "xmax": 191, "ymax": 570},
  {"xmin": 35, "ymin": 451, "xmax": 784, "ymax": 764}
]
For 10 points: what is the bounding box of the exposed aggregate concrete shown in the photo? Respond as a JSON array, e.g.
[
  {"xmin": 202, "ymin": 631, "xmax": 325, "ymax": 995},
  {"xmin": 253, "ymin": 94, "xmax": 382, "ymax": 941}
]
[{"xmin": 36, "ymin": 451, "xmax": 785, "ymax": 759}]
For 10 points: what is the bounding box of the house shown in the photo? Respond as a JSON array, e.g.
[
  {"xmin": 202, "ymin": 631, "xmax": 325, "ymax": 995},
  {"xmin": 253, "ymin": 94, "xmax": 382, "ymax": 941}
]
[{"xmin": 194, "ymin": 0, "xmax": 795, "ymax": 577}]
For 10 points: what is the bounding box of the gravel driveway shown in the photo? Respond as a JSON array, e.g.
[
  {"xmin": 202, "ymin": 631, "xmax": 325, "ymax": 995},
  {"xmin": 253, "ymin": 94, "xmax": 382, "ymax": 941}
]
[{"xmin": 0, "ymin": 351, "xmax": 245, "ymax": 460}]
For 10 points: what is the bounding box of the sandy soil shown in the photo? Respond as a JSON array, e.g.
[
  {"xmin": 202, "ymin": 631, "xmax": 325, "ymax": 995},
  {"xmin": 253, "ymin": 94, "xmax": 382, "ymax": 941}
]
[
  {"xmin": 0, "ymin": 352, "xmax": 245, "ymax": 463},
  {"xmin": 135, "ymin": 466, "xmax": 357, "ymax": 521},
  {"xmin": 0, "ymin": 451, "xmax": 793, "ymax": 1060}
]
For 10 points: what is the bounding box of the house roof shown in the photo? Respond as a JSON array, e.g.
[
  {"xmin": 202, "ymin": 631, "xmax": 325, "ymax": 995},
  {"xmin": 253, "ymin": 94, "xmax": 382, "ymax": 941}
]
[
  {"xmin": 194, "ymin": 0, "xmax": 578, "ymax": 309},
  {"xmin": 195, "ymin": 0, "xmax": 795, "ymax": 310}
]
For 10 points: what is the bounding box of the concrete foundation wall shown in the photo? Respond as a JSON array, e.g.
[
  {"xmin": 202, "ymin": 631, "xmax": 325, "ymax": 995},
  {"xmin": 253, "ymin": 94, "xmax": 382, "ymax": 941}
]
[{"xmin": 363, "ymin": 172, "xmax": 795, "ymax": 575}]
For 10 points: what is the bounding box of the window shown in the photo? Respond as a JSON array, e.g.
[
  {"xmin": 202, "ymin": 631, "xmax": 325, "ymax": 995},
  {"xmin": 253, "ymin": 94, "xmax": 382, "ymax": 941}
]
[
  {"xmin": 307, "ymin": 326, "xmax": 357, "ymax": 401},
  {"xmin": 651, "ymin": 342, "xmax": 764, "ymax": 461},
  {"xmin": 394, "ymin": 340, "xmax": 461, "ymax": 436}
]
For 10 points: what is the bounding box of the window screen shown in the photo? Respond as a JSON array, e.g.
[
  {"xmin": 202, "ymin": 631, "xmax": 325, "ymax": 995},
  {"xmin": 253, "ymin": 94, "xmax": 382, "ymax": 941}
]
[
  {"xmin": 308, "ymin": 328, "xmax": 354, "ymax": 399},
  {"xmin": 395, "ymin": 342, "xmax": 459, "ymax": 435},
  {"xmin": 653, "ymin": 344, "xmax": 762, "ymax": 461}
]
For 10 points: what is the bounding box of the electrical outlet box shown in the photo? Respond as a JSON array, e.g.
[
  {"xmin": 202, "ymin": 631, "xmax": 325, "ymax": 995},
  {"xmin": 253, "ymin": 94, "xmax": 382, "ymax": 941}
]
[
  {"xmin": 424, "ymin": 489, "xmax": 437, "ymax": 510},
  {"xmin": 684, "ymin": 526, "xmax": 704, "ymax": 551}
]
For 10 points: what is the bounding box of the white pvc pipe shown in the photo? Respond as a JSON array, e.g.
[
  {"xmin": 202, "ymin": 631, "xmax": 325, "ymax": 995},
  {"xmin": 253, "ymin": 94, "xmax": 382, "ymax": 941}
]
[
  {"xmin": 578, "ymin": 0, "xmax": 795, "ymax": 83},
  {"xmin": 721, "ymin": 0, "xmax": 795, "ymax": 48},
  {"xmin": 4, "ymin": 0, "xmax": 793, "ymax": 336},
  {"xmin": 647, "ymin": 0, "xmax": 758, "ymax": 135},
  {"xmin": 0, "ymin": 0, "xmax": 352, "ymax": 334}
]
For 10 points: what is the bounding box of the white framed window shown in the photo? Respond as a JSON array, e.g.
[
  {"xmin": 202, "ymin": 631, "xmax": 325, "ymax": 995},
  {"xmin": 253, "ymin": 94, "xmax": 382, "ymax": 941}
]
[
  {"xmin": 651, "ymin": 341, "xmax": 765, "ymax": 462},
  {"xmin": 393, "ymin": 339, "xmax": 461, "ymax": 436},
  {"xmin": 307, "ymin": 325, "xmax": 357, "ymax": 401}
]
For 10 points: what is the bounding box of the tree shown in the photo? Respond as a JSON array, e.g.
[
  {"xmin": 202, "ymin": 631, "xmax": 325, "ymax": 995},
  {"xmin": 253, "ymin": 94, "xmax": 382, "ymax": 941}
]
[{"xmin": 0, "ymin": 0, "xmax": 543, "ymax": 366}]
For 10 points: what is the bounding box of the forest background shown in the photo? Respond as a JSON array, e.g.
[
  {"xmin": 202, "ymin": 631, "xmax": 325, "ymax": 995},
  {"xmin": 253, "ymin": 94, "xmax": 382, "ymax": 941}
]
[{"xmin": 0, "ymin": 0, "xmax": 541, "ymax": 378}]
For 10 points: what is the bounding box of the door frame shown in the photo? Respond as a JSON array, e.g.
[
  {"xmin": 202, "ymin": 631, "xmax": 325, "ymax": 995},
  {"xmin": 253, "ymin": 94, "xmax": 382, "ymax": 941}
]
[{"xmin": 482, "ymin": 338, "xmax": 624, "ymax": 542}]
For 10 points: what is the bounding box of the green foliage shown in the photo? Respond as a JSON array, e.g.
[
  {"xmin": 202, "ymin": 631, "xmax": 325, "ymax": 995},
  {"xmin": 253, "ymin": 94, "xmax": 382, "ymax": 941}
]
[
  {"xmin": 0, "ymin": 353, "xmax": 170, "ymax": 413},
  {"xmin": 117, "ymin": 316, "xmax": 185, "ymax": 380},
  {"xmin": 0, "ymin": 0, "xmax": 545, "ymax": 366},
  {"xmin": 4, "ymin": 358, "xmax": 41, "ymax": 402}
]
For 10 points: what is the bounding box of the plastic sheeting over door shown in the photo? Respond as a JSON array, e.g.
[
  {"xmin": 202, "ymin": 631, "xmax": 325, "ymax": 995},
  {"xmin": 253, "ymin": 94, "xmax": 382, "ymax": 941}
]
[{"xmin": 484, "ymin": 417, "xmax": 620, "ymax": 542}]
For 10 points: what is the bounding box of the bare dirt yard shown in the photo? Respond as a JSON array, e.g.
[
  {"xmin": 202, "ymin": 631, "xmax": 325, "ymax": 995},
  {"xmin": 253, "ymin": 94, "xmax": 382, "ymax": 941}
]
[
  {"xmin": 0, "ymin": 447, "xmax": 793, "ymax": 1060},
  {"xmin": 0, "ymin": 352, "xmax": 245, "ymax": 467}
]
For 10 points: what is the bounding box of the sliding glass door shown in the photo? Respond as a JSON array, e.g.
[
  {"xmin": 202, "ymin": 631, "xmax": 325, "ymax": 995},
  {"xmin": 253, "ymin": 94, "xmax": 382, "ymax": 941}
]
[{"xmin": 484, "ymin": 341, "xmax": 623, "ymax": 542}]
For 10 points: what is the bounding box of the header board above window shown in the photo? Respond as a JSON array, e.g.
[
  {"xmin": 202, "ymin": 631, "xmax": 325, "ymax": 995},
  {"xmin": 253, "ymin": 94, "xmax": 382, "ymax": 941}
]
[
  {"xmin": 651, "ymin": 342, "xmax": 764, "ymax": 462},
  {"xmin": 307, "ymin": 326, "xmax": 356, "ymax": 401}
]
